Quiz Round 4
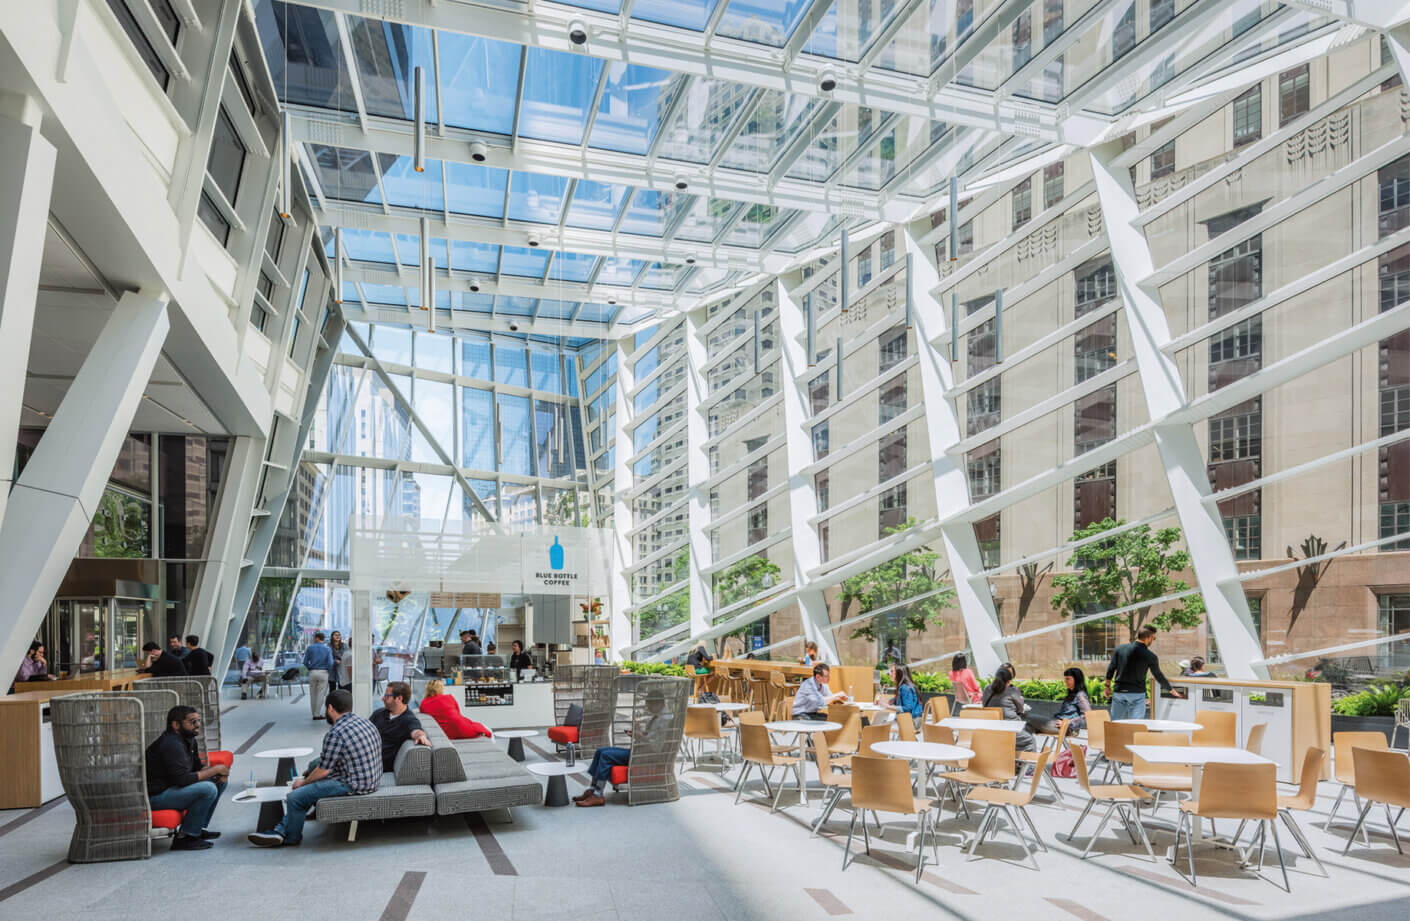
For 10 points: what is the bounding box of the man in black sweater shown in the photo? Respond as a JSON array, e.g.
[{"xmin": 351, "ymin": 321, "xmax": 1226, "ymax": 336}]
[
  {"xmin": 147, "ymin": 705, "xmax": 228, "ymax": 850},
  {"xmin": 183, "ymin": 634, "xmax": 215, "ymax": 676},
  {"xmin": 141, "ymin": 641, "xmax": 188, "ymax": 677},
  {"xmin": 369, "ymin": 681, "xmax": 430, "ymax": 771},
  {"xmin": 1104, "ymin": 625, "xmax": 1185, "ymax": 720}
]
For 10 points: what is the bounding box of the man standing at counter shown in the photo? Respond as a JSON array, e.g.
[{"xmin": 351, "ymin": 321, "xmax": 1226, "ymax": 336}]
[{"xmin": 1104, "ymin": 625, "xmax": 1184, "ymax": 720}]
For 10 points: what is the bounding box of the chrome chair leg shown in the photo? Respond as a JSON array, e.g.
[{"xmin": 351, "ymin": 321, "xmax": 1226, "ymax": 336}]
[
  {"xmin": 1068, "ymin": 798, "xmax": 1097, "ymax": 841},
  {"xmin": 1269, "ymin": 818, "xmax": 1291, "ymax": 891},
  {"xmin": 1080, "ymin": 801, "xmax": 1119, "ymax": 859},
  {"xmin": 1343, "ymin": 801, "xmax": 1374, "ymax": 856},
  {"xmin": 1386, "ymin": 804, "xmax": 1405, "ymax": 854}
]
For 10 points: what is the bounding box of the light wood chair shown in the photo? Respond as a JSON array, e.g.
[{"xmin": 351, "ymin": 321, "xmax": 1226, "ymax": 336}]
[
  {"xmin": 1191, "ymin": 710, "xmax": 1237, "ymax": 748},
  {"xmin": 965, "ymin": 750, "xmax": 1052, "ymax": 870},
  {"xmin": 1394, "ymin": 698, "xmax": 1410, "ymax": 750},
  {"xmin": 1130, "ymin": 730, "xmax": 1192, "ymax": 809},
  {"xmin": 922, "ymin": 721, "xmax": 956, "ymax": 744},
  {"xmin": 844, "ymin": 755, "xmax": 940, "ymax": 883},
  {"xmin": 859, "ymin": 723, "xmax": 891, "ymax": 758},
  {"xmin": 1233, "ymin": 747, "xmax": 1326, "ymax": 877},
  {"xmin": 1066, "ymin": 745, "xmax": 1155, "ymax": 860},
  {"xmin": 682, "ymin": 705, "xmax": 728, "ymax": 769},
  {"xmin": 896, "ymin": 712, "xmax": 917, "ymax": 741},
  {"xmin": 1341, "ymin": 746, "xmax": 1410, "ymax": 856},
  {"xmin": 1020, "ymin": 718, "xmax": 1070, "ymax": 803},
  {"xmin": 809, "ymin": 731, "xmax": 855, "ymax": 838},
  {"xmin": 734, "ymin": 720, "xmax": 802, "ymax": 813},
  {"xmin": 1174, "ymin": 762, "xmax": 1286, "ymax": 890},
  {"xmin": 967, "ymin": 707, "xmax": 1002, "ymax": 720},
  {"xmin": 1101, "ymin": 721, "xmax": 1142, "ymax": 783},
  {"xmin": 941, "ymin": 729, "xmax": 1015, "ymax": 819},
  {"xmin": 1326, "ymin": 731, "xmax": 1389, "ymax": 835},
  {"xmin": 824, "ymin": 704, "xmax": 862, "ymax": 763},
  {"xmin": 1244, "ymin": 722, "xmax": 1268, "ymax": 756},
  {"xmin": 736, "ymin": 710, "xmax": 799, "ymax": 760},
  {"xmin": 923, "ymin": 696, "xmax": 951, "ymax": 724},
  {"xmin": 1085, "ymin": 709, "xmax": 1110, "ymax": 768}
]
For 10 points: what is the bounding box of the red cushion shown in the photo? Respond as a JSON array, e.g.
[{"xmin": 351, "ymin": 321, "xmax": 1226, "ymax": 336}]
[
  {"xmin": 609, "ymin": 765, "xmax": 628, "ymax": 785},
  {"xmin": 151, "ymin": 810, "xmax": 183, "ymax": 830},
  {"xmin": 547, "ymin": 726, "xmax": 579, "ymax": 744},
  {"xmin": 206, "ymin": 751, "xmax": 234, "ymax": 767}
]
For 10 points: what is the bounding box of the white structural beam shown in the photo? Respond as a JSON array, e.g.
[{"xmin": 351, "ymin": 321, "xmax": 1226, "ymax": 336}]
[
  {"xmin": 284, "ymin": 0, "xmax": 1071, "ymax": 141},
  {"xmin": 0, "ymin": 291, "xmax": 169, "ymax": 683},
  {"xmin": 344, "ymin": 262, "xmax": 684, "ymax": 313},
  {"xmin": 317, "ymin": 201, "xmax": 761, "ymax": 272},
  {"xmin": 1283, "ymin": 0, "xmax": 1410, "ymax": 29},
  {"xmin": 776, "ymin": 280, "xmax": 838, "ymax": 664},
  {"xmin": 0, "ymin": 99, "xmax": 55, "ymax": 528},
  {"xmin": 683, "ymin": 310, "xmax": 713, "ymax": 641},
  {"xmin": 610, "ymin": 341, "xmax": 635, "ymax": 657},
  {"xmin": 289, "ymin": 112, "xmax": 918, "ymax": 222},
  {"xmin": 1089, "ymin": 144, "xmax": 1267, "ymax": 682},
  {"xmin": 336, "ymin": 301, "xmax": 634, "ymax": 341},
  {"xmin": 904, "ymin": 232, "xmax": 1007, "ymax": 676},
  {"xmin": 185, "ymin": 435, "xmax": 263, "ymax": 663}
]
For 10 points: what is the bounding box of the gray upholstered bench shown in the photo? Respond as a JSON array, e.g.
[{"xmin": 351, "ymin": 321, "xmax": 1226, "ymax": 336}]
[
  {"xmin": 419, "ymin": 726, "xmax": 541, "ymax": 816},
  {"xmin": 311, "ymin": 739, "xmax": 435, "ymax": 841}
]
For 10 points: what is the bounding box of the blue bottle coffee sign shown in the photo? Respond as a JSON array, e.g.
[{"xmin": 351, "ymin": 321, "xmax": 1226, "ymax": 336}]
[{"xmin": 549, "ymin": 536, "xmax": 565, "ymax": 571}]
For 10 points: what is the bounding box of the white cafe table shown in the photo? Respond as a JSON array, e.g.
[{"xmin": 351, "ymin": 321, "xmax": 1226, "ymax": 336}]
[
  {"xmin": 232, "ymin": 784, "xmax": 291, "ymax": 832},
  {"xmin": 1113, "ymin": 719, "xmax": 1203, "ymax": 733},
  {"xmin": 1125, "ymin": 746, "xmax": 1273, "ymax": 855},
  {"xmin": 764, "ymin": 720, "xmax": 840, "ymax": 805},
  {"xmin": 938, "ymin": 718, "xmax": 1024, "ymax": 734},
  {"xmin": 526, "ymin": 761, "xmax": 579, "ymax": 807},
  {"xmin": 871, "ymin": 740, "xmax": 974, "ymax": 763},
  {"xmin": 495, "ymin": 728, "xmax": 538, "ymax": 762},
  {"xmin": 690, "ymin": 701, "xmax": 751, "ymax": 713},
  {"xmin": 252, "ymin": 747, "xmax": 313, "ymax": 829}
]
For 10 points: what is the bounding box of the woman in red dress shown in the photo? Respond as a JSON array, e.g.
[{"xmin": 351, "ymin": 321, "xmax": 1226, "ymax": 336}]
[{"xmin": 418, "ymin": 678, "xmax": 492, "ymax": 739}]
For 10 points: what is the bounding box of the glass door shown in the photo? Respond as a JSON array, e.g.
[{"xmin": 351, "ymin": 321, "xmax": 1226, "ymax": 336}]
[{"xmin": 113, "ymin": 598, "xmax": 156, "ymax": 669}]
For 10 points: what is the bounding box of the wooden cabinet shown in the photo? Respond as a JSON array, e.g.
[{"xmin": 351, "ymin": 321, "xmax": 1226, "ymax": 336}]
[{"xmin": 0, "ymin": 692, "xmax": 65, "ymax": 808}]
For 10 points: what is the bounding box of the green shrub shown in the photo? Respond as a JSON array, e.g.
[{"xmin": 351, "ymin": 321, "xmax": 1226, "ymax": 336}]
[
  {"xmin": 620, "ymin": 661, "xmax": 691, "ymax": 678},
  {"xmin": 1331, "ymin": 683, "xmax": 1410, "ymax": 717}
]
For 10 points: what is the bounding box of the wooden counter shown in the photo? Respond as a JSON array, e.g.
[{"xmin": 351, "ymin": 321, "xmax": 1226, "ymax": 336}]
[
  {"xmin": 708, "ymin": 660, "xmax": 876, "ymax": 702},
  {"xmin": 0, "ymin": 692, "xmax": 65, "ymax": 808},
  {"xmin": 38, "ymin": 670, "xmax": 146, "ymax": 694}
]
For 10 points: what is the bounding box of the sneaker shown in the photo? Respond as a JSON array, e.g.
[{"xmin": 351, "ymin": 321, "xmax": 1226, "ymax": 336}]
[
  {"xmin": 247, "ymin": 831, "xmax": 285, "ymax": 848},
  {"xmin": 171, "ymin": 835, "xmax": 213, "ymax": 851},
  {"xmin": 199, "ymin": 830, "xmax": 221, "ymax": 840}
]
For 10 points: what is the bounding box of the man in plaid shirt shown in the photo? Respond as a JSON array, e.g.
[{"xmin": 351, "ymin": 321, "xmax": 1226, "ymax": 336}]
[{"xmin": 249, "ymin": 689, "xmax": 381, "ymax": 847}]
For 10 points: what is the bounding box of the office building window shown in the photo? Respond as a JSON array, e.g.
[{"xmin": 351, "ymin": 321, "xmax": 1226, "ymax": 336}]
[
  {"xmin": 1075, "ymin": 315, "xmax": 1117, "ymax": 383},
  {"xmin": 819, "ymin": 520, "xmax": 830, "ymax": 562},
  {"xmin": 1043, "ymin": 162, "xmax": 1064, "ymax": 209},
  {"xmin": 878, "ymin": 483, "xmax": 907, "ymax": 536},
  {"xmin": 1075, "ymin": 260, "xmax": 1116, "ymax": 316},
  {"xmin": 879, "ymin": 376, "xmax": 907, "ymax": 424},
  {"xmin": 1012, "ymin": 11, "xmax": 1032, "ymax": 71},
  {"xmin": 1380, "ymin": 250, "xmax": 1410, "ymax": 311},
  {"xmin": 879, "ymin": 326, "xmax": 907, "ymax": 372},
  {"xmin": 1278, "ymin": 64, "xmax": 1310, "ymax": 125},
  {"xmin": 747, "ymin": 457, "xmax": 768, "ymax": 501},
  {"xmin": 815, "ymin": 471, "xmax": 829, "ymax": 512},
  {"xmin": 207, "ymin": 107, "xmax": 247, "ymax": 209},
  {"xmin": 1377, "ymin": 595, "xmax": 1410, "ymax": 669},
  {"xmin": 1209, "ymin": 409, "xmax": 1262, "ymax": 462},
  {"xmin": 250, "ymin": 302, "xmax": 269, "ymax": 334},
  {"xmin": 1012, "ymin": 178, "xmax": 1032, "ymax": 229},
  {"xmin": 105, "ymin": 0, "xmax": 174, "ymax": 90},
  {"xmin": 1150, "ymin": 0, "xmax": 1175, "ymax": 31},
  {"xmin": 880, "ymin": 230, "xmax": 896, "ymax": 270},
  {"xmin": 1208, "ymin": 235, "xmax": 1262, "ymax": 320},
  {"xmin": 974, "ymin": 513, "xmax": 1000, "ymax": 568},
  {"xmin": 878, "ymin": 431, "xmax": 907, "ymax": 481},
  {"xmin": 968, "ymin": 378, "xmax": 1001, "ymax": 436},
  {"xmin": 1223, "ymin": 514, "xmax": 1261, "ymax": 560},
  {"xmin": 1380, "ymin": 501, "xmax": 1410, "ymax": 550},
  {"xmin": 966, "ymin": 441, "xmax": 1001, "ymax": 500},
  {"xmin": 1113, "ymin": 4, "xmax": 1136, "ymax": 59},
  {"xmin": 811, "ymin": 421, "xmax": 829, "ymax": 460},
  {"xmin": 1150, "ymin": 140, "xmax": 1176, "ymax": 179},
  {"xmin": 1075, "ymin": 385, "xmax": 1117, "ymax": 456},
  {"xmin": 1073, "ymin": 617, "xmax": 1119, "ymax": 660},
  {"xmin": 747, "ymin": 505, "xmax": 768, "ymax": 545},
  {"xmin": 809, "ymin": 370, "xmax": 830, "ymax": 415},
  {"xmin": 1379, "ymin": 156, "xmax": 1410, "ymax": 238},
  {"xmin": 1233, "ymin": 85, "xmax": 1261, "ymax": 146},
  {"xmin": 197, "ymin": 192, "xmax": 230, "ymax": 246}
]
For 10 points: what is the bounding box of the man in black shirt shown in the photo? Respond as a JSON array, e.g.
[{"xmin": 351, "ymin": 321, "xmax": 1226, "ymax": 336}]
[
  {"xmin": 147, "ymin": 705, "xmax": 228, "ymax": 850},
  {"xmin": 142, "ymin": 641, "xmax": 188, "ymax": 677},
  {"xmin": 183, "ymin": 634, "xmax": 215, "ymax": 676},
  {"xmin": 369, "ymin": 681, "xmax": 430, "ymax": 772},
  {"xmin": 1104, "ymin": 625, "xmax": 1185, "ymax": 720}
]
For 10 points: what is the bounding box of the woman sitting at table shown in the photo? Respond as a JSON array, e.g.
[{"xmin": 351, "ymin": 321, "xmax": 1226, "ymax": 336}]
[
  {"xmin": 981, "ymin": 665, "xmax": 1036, "ymax": 752},
  {"xmin": 886, "ymin": 663, "xmax": 924, "ymax": 724},
  {"xmin": 948, "ymin": 654, "xmax": 982, "ymax": 705},
  {"xmin": 1025, "ymin": 667, "xmax": 1090, "ymax": 736},
  {"xmin": 418, "ymin": 679, "xmax": 492, "ymax": 740}
]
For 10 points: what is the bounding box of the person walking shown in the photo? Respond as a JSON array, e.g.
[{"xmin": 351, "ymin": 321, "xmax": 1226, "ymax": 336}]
[
  {"xmin": 303, "ymin": 632, "xmax": 335, "ymax": 721},
  {"xmin": 234, "ymin": 642, "xmax": 251, "ymax": 673},
  {"xmin": 1104, "ymin": 625, "xmax": 1184, "ymax": 720}
]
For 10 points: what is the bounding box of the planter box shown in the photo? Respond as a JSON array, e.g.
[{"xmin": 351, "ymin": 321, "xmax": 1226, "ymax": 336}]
[{"xmin": 1330, "ymin": 714, "xmax": 1398, "ymax": 744}]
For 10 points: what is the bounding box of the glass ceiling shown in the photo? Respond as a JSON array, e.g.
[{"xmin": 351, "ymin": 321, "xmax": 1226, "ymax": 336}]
[{"xmin": 258, "ymin": 0, "xmax": 1341, "ymax": 332}]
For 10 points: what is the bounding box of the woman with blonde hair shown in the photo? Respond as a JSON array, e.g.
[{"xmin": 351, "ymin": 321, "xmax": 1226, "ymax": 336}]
[{"xmin": 418, "ymin": 678, "xmax": 492, "ymax": 739}]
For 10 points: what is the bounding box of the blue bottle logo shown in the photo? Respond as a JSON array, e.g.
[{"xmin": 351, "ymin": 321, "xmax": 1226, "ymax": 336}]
[{"xmin": 549, "ymin": 536, "xmax": 565, "ymax": 571}]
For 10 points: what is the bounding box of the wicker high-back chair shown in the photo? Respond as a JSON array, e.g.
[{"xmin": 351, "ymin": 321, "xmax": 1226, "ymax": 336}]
[
  {"xmin": 51, "ymin": 691, "xmax": 178, "ymax": 863},
  {"xmin": 141, "ymin": 676, "xmax": 222, "ymax": 757},
  {"xmin": 553, "ymin": 664, "xmax": 590, "ymax": 726},
  {"xmin": 578, "ymin": 665, "xmax": 620, "ymax": 760},
  {"xmin": 622, "ymin": 677, "xmax": 690, "ymax": 805}
]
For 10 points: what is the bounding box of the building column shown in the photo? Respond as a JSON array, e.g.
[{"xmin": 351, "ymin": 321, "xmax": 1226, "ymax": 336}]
[
  {"xmin": 352, "ymin": 589, "xmax": 372, "ymax": 715},
  {"xmin": 609, "ymin": 340, "xmax": 634, "ymax": 659},
  {"xmin": 904, "ymin": 231, "xmax": 1008, "ymax": 676},
  {"xmin": 184, "ymin": 434, "xmax": 263, "ymax": 667},
  {"xmin": 683, "ymin": 310, "xmax": 714, "ymax": 640},
  {"xmin": 0, "ymin": 291, "xmax": 169, "ymax": 679},
  {"xmin": 776, "ymin": 280, "xmax": 838, "ymax": 663},
  {"xmin": 0, "ymin": 96, "xmax": 56, "ymax": 528},
  {"xmin": 1089, "ymin": 145, "xmax": 1267, "ymax": 680}
]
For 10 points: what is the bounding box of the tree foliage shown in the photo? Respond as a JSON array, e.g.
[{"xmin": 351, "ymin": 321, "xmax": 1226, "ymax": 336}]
[
  {"xmin": 1050, "ymin": 518, "xmax": 1206, "ymax": 644},
  {"xmin": 713, "ymin": 554, "xmax": 783, "ymax": 655},
  {"xmin": 91, "ymin": 489, "xmax": 150, "ymax": 558},
  {"xmin": 839, "ymin": 519, "xmax": 955, "ymax": 641},
  {"xmin": 635, "ymin": 549, "xmax": 690, "ymax": 640}
]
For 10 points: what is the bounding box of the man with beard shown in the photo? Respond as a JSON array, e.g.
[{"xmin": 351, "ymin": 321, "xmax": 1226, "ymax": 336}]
[{"xmin": 147, "ymin": 706, "xmax": 229, "ymax": 850}]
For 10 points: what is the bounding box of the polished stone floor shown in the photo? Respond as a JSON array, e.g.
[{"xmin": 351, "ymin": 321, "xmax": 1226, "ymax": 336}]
[{"xmin": 2, "ymin": 688, "xmax": 1409, "ymax": 921}]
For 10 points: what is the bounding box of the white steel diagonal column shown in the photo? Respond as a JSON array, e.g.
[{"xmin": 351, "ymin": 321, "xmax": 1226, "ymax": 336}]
[
  {"xmin": 185, "ymin": 434, "xmax": 263, "ymax": 663},
  {"xmin": 777, "ymin": 280, "xmax": 839, "ymax": 663},
  {"xmin": 610, "ymin": 341, "xmax": 635, "ymax": 658},
  {"xmin": 1089, "ymin": 144, "xmax": 1267, "ymax": 681},
  {"xmin": 0, "ymin": 97, "xmax": 55, "ymax": 528},
  {"xmin": 0, "ymin": 291, "xmax": 169, "ymax": 679},
  {"xmin": 904, "ymin": 231, "xmax": 1008, "ymax": 676},
  {"xmin": 683, "ymin": 309, "xmax": 714, "ymax": 639}
]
